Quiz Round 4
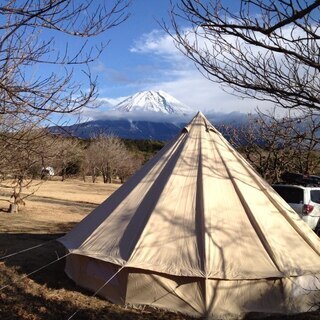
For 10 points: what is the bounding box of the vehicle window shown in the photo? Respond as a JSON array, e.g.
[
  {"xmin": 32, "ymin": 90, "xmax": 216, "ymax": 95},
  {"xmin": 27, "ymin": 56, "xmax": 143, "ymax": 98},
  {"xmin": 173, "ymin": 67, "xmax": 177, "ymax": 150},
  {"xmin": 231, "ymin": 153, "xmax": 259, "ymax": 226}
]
[
  {"xmin": 273, "ymin": 186, "xmax": 303, "ymax": 204},
  {"xmin": 311, "ymin": 190, "xmax": 320, "ymax": 204}
]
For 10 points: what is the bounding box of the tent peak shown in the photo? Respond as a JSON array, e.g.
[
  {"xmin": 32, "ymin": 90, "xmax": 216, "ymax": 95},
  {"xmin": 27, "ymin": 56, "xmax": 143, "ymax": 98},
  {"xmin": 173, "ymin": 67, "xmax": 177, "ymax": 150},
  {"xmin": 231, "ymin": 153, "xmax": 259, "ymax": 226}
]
[
  {"xmin": 196, "ymin": 110, "xmax": 204, "ymax": 117},
  {"xmin": 182, "ymin": 111, "xmax": 214, "ymax": 133}
]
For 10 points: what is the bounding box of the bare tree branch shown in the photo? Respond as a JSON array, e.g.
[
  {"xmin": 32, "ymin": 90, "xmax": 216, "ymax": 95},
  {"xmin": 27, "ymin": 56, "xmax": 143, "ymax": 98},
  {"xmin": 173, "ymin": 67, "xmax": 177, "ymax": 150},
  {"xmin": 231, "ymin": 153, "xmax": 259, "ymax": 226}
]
[
  {"xmin": 221, "ymin": 107, "xmax": 320, "ymax": 183},
  {"xmin": 0, "ymin": 0, "xmax": 130, "ymax": 121},
  {"xmin": 167, "ymin": 0, "xmax": 320, "ymax": 111}
]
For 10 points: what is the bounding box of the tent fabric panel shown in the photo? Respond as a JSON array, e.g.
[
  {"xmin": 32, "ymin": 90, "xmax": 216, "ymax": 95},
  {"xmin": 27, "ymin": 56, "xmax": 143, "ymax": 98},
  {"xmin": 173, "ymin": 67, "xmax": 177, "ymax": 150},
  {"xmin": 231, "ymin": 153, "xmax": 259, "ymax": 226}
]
[
  {"xmin": 212, "ymin": 131, "xmax": 320, "ymax": 274},
  {"xmin": 60, "ymin": 133, "xmax": 188, "ymax": 259},
  {"xmin": 204, "ymin": 275, "xmax": 320, "ymax": 317},
  {"xmin": 127, "ymin": 120, "xmax": 205, "ymax": 277},
  {"xmin": 126, "ymin": 271, "xmax": 205, "ymax": 317},
  {"xmin": 238, "ymin": 154, "xmax": 320, "ymax": 256},
  {"xmin": 81, "ymin": 133, "xmax": 188, "ymax": 261},
  {"xmin": 200, "ymin": 125, "xmax": 282, "ymax": 279},
  {"xmin": 65, "ymin": 254, "xmax": 128, "ymax": 305},
  {"xmin": 219, "ymin": 132, "xmax": 320, "ymax": 256}
]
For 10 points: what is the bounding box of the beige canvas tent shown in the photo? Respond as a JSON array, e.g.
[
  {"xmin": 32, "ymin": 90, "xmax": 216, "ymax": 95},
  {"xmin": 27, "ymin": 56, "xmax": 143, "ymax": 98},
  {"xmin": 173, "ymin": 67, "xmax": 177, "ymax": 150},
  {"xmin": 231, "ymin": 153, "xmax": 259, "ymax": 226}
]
[{"xmin": 59, "ymin": 112, "xmax": 320, "ymax": 319}]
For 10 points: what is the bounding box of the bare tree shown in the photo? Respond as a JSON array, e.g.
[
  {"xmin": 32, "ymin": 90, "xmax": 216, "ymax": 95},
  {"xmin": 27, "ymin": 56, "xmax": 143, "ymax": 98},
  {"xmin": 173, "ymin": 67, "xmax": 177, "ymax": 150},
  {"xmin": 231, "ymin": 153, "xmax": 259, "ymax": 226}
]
[
  {"xmin": 84, "ymin": 143, "xmax": 99, "ymax": 183},
  {"xmin": 0, "ymin": 127, "xmax": 56, "ymax": 212},
  {"xmin": 289, "ymin": 110, "xmax": 320, "ymax": 174},
  {"xmin": 86, "ymin": 134, "xmax": 138, "ymax": 183},
  {"xmin": 53, "ymin": 137, "xmax": 84, "ymax": 181},
  {"xmin": 168, "ymin": 0, "xmax": 320, "ymax": 112},
  {"xmin": 117, "ymin": 152, "xmax": 143, "ymax": 183},
  {"xmin": 0, "ymin": 1, "xmax": 129, "ymax": 211},
  {"xmin": 223, "ymin": 108, "xmax": 320, "ymax": 183},
  {"xmin": 0, "ymin": 0, "xmax": 130, "ymax": 134}
]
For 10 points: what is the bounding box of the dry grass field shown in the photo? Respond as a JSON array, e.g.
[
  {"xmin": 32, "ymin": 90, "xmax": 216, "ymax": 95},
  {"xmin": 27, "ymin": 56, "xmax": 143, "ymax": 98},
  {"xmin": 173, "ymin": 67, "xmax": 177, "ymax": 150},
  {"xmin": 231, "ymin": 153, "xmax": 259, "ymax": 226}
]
[{"xmin": 0, "ymin": 178, "xmax": 319, "ymax": 320}]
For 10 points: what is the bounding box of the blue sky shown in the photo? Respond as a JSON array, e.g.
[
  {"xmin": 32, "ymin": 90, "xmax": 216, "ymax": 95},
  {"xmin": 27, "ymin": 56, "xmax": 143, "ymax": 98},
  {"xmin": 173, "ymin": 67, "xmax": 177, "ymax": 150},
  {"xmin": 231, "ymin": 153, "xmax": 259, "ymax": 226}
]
[{"xmin": 73, "ymin": 0, "xmax": 272, "ymax": 118}]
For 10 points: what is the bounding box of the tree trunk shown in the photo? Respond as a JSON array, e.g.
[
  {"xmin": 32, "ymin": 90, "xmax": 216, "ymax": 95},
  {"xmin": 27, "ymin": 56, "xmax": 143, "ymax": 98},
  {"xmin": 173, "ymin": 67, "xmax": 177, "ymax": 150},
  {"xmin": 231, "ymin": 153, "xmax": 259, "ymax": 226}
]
[
  {"xmin": 81, "ymin": 166, "xmax": 86, "ymax": 182},
  {"xmin": 9, "ymin": 203, "xmax": 18, "ymax": 214},
  {"xmin": 106, "ymin": 163, "xmax": 112, "ymax": 183},
  {"xmin": 9, "ymin": 176, "xmax": 25, "ymax": 213},
  {"xmin": 91, "ymin": 167, "xmax": 96, "ymax": 183},
  {"xmin": 61, "ymin": 167, "xmax": 66, "ymax": 181}
]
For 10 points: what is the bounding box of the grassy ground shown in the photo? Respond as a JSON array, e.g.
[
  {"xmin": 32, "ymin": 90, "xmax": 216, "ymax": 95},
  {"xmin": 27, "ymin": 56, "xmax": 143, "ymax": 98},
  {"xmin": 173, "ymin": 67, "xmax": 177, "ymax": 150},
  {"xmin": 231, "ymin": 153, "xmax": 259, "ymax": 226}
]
[{"xmin": 0, "ymin": 178, "xmax": 319, "ymax": 319}]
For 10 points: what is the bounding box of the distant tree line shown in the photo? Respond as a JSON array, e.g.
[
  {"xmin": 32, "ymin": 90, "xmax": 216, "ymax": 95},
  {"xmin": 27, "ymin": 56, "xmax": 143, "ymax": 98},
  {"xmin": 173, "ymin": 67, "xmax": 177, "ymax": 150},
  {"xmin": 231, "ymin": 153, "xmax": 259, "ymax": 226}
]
[
  {"xmin": 28, "ymin": 134, "xmax": 163, "ymax": 184},
  {"xmin": 0, "ymin": 131, "xmax": 163, "ymax": 213}
]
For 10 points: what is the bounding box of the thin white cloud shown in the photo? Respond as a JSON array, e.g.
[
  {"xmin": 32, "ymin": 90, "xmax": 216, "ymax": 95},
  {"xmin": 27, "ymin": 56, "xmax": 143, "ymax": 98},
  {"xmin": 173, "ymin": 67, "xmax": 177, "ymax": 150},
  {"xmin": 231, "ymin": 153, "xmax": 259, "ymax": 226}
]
[
  {"xmin": 100, "ymin": 19, "xmax": 310, "ymax": 118},
  {"xmin": 98, "ymin": 96, "xmax": 129, "ymax": 106},
  {"xmin": 78, "ymin": 96, "xmax": 130, "ymax": 121},
  {"xmin": 130, "ymin": 29, "xmax": 183, "ymax": 61},
  {"xmin": 151, "ymin": 74, "xmax": 276, "ymax": 113},
  {"xmin": 128, "ymin": 29, "xmax": 269, "ymax": 113},
  {"xmin": 79, "ymin": 109, "xmax": 192, "ymax": 123}
]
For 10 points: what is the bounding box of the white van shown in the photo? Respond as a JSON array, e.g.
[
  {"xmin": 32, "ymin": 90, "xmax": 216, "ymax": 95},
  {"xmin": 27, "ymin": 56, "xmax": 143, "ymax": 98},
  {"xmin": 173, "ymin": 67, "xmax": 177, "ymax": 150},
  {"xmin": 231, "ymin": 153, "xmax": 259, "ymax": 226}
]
[{"xmin": 272, "ymin": 184, "xmax": 320, "ymax": 235}]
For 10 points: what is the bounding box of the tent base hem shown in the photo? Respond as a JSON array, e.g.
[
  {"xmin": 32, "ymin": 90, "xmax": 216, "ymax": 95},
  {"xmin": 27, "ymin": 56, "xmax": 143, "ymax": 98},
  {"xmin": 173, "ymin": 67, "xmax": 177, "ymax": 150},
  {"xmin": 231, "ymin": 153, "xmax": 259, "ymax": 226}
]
[{"xmin": 64, "ymin": 254, "xmax": 320, "ymax": 319}]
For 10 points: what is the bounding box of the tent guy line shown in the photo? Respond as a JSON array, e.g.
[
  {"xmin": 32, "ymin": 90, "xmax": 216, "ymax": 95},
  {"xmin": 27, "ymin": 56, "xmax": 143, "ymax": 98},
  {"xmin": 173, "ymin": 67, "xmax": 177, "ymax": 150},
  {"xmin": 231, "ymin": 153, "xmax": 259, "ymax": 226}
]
[
  {"xmin": 67, "ymin": 265, "xmax": 127, "ymax": 320},
  {"xmin": 0, "ymin": 251, "xmax": 70, "ymax": 292},
  {"xmin": 0, "ymin": 239, "xmax": 57, "ymax": 261},
  {"xmin": 0, "ymin": 238, "xmax": 129, "ymax": 319}
]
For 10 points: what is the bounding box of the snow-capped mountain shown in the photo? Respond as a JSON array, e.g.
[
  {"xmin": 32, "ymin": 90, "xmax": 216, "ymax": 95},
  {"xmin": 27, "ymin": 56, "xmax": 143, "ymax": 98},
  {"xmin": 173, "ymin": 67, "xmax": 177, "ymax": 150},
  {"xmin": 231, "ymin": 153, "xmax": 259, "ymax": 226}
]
[
  {"xmin": 114, "ymin": 90, "xmax": 192, "ymax": 115},
  {"xmin": 50, "ymin": 90, "xmax": 249, "ymax": 141}
]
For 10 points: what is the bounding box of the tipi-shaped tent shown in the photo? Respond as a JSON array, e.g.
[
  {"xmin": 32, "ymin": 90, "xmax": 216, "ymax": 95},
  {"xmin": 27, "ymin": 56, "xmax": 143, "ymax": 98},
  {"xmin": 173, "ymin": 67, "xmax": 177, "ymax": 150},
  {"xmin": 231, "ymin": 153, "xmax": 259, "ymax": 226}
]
[{"xmin": 59, "ymin": 112, "xmax": 320, "ymax": 318}]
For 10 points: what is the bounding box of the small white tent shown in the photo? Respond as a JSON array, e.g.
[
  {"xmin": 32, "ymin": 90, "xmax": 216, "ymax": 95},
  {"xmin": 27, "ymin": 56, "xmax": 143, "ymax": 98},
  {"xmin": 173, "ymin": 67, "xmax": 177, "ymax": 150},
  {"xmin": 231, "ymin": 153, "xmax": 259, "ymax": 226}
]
[{"xmin": 59, "ymin": 112, "xmax": 320, "ymax": 318}]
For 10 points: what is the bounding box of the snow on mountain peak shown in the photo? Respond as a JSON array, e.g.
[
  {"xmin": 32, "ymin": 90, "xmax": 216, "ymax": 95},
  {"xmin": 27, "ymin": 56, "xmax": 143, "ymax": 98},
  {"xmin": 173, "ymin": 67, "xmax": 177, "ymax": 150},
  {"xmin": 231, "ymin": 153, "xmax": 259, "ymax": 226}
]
[{"xmin": 114, "ymin": 90, "xmax": 192, "ymax": 115}]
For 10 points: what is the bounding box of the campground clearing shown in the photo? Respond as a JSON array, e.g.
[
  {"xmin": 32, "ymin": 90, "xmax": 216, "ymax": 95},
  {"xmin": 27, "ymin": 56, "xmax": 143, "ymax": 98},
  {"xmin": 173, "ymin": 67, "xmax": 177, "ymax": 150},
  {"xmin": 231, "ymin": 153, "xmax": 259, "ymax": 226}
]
[{"xmin": 0, "ymin": 178, "xmax": 318, "ymax": 319}]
